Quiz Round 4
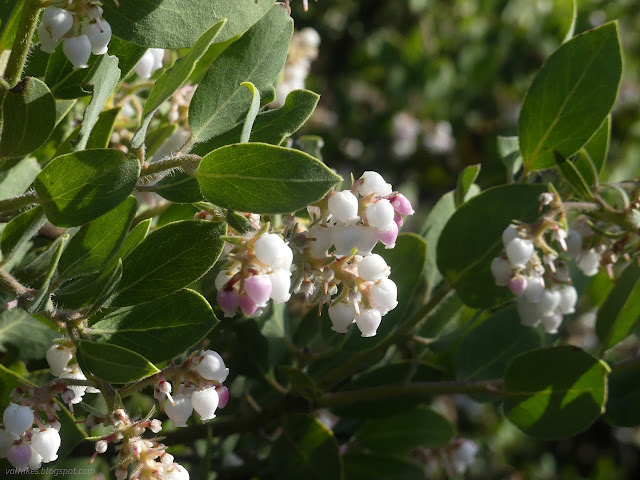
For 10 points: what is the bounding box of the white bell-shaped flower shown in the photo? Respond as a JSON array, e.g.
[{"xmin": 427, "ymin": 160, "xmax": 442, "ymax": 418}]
[
  {"xmin": 134, "ymin": 50, "xmax": 156, "ymax": 79},
  {"xmin": 81, "ymin": 19, "xmax": 112, "ymax": 55},
  {"xmin": 365, "ymin": 199, "xmax": 395, "ymax": 230},
  {"xmin": 161, "ymin": 463, "xmax": 190, "ymax": 480},
  {"xmin": 357, "ymin": 254, "xmax": 389, "ymax": 282},
  {"xmin": 541, "ymin": 313, "xmax": 563, "ymax": 334},
  {"xmin": 46, "ymin": 344, "xmax": 73, "ymax": 377},
  {"xmin": 328, "ymin": 301, "xmax": 356, "ymax": 333},
  {"xmin": 358, "ymin": 171, "xmax": 392, "ymax": 197},
  {"xmin": 42, "ymin": 7, "xmax": 73, "ymax": 40},
  {"xmin": 0, "ymin": 428, "xmax": 16, "ymax": 457},
  {"xmin": 331, "ymin": 224, "xmax": 360, "ymax": 256},
  {"xmin": 269, "ymin": 269, "xmax": 291, "ymax": 304},
  {"xmin": 38, "ymin": 22, "xmax": 61, "ymax": 53},
  {"xmin": 490, "ymin": 257, "xmax": 512, "ymax": 286},
  {"xmin": 254, "ymin": 233, "xmax": 287, "ymax": 267},
  {"xmin": 565, "ymin": 230, "xmax": 583, "ymax": 258},
  {"xmin": 577, "ymin": 248, "xmax": 600, "ymax": 277},
  {"xmin": 191, "ymin": 387, "xmax": 219, "ymax": 421},
  {"xmin": 355, "ymin": 225, "xmax": 378, "ymax": 255},
  {"xmin": 59, "ymin": 367, "xmax": 87, "ymax": 404},
  {"xmin": 7, "ymin": 443, "xmax": 31, "ymax": 469},
  {"xmin": 501, "ymin": 224, "xmax": 520, "ymax": 247},
  {"xmin": 537, "ymin": 289, "xmax": 561, "ymax": 316},
  {"xmin": 505, "ymin": 238, "xmax": 534, "ymax": 268},
  {"xmin": 307, "ymin": 224, "xmax": 332, "ymax": 258},
  {"xmin": 557, "ymin": 285, "xmax": 578, "ymax": 314},
  {"xmin": 150, "ymin": 48, "xmax": 164, "ymax": 70},
  {"xmin": 516, "ymin": 297, "xmax": 542, "ymax": 327},
  {"xmin": 328, "ymin": 190, "xmax": 359, "ymax": 224},
  {"xmin": 30, "ymin": 426, "xmax": 60, "ymax": 463},
  {"xmin": 194, "ymin": 350, "xmax": 229, "ymax": 383},
  {"xmin": 28, "ymin": 446, "xmax": 43, "ymax": 469},
  {"xmin": 63, "ymin": 35, "xmax": 92, "ymax": 68},
  {"xmin": 370, "ymin": 278, "xmax": 398, "ymax": 314},
  {"xmin": 165, "ymin": 394, "xmax": 193, "ymax": 428},
  {"xmin": 272, "ymin": 243, "xmax": 293, "ymax": 271},
  {"xmin": 523, "ymin": 275, "xmax": 545, "ymax": 302},
  {"xmin": 355, "ymin": 308, "xmax": 382, "ymax": 337},
  {"xmin": 244, "ymin": 274, "xmax": 272, "ymax": 307},
  {"xmin": 3, "ymin": 403, "xmax": 34, "ymax": 437}
]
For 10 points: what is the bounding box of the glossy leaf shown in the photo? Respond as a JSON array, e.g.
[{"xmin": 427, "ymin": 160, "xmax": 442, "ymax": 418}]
[
  {"xmin": 0, "ymin": 207, "xmax": 46, "ymax": 263},
  {"xmin": 504, "ymin": 346, "xmax": 609, "ymax": 439},
  {"xmin": 89, "ymin": 289, "xmax": 217, "ymax": 363},
  {"xmin": 189, "ymin": 6, "xmax": 293, "ymax": 142},
  {"xmin": 0, "ymin": 77, "xmax": 56, "ymax": 158},
  {"xmin": 270, "ymin": 414, "xmax": 343, "ymax": 480},
  {"xmin": 0, "ymin": 309, "xmax": 59, "ymax": 361},
  {"xmin": 112, "ymin": 220, "xmax": 226, "ymax": 306},
  {"xmin": 196, "ymin": 143, "xmax": 341, "ymax": 214},
  {"xmin": 78, "ymin": 340, "xmax": 160, "ymax": 383},
  {"xmin": 355, "ymin": 407, "xmax": 455, "ymax": 455},
  {"xmin": 454, "ymin": 305, "xmax": 541, "ymax": 382},
  {"xmin": 595, "ymin": 262, "xmax": 640, "ymax": 351},
  {"xmin": 103, "ymin": 0, "xmax": 273, "ymax": 48},
  {"xmin": 152, "ymin": 171, "xmax": 204, "ymax": 204},
  {"xmin": 519, "ymin": 22, "xmax": 622, "ymax": 172},
  {"xmin": 86, "ymin": 260, "xmax": 123, "ymax": 317},
  {"xmin": 56, "ymin": 107, "xmax": 122, "ymax": 156},
  {"xmin": 57, "ymin": 196, "xmax": 137, "ymax": 279},
  {"xmin": 191, "ymin": 89, "xmax": 320, "ymax": 155},
  {"xmin": 76, "ymin": 55, "xmax": 121, "ymax": 151},
  {"xmin": 437, "ymin": 184, "xmax": 547, "ymax": 308},
  {"xmin": 454, "ymin": 164, "xmax": 480, "ymax": 207},
  {"xmin": 28, "ymin": 234, "xmax": 69, "ymax": 313},
  {"xmin": 554, "ymin": 152, "xmax": 594, "ymax": 200},
  {"xmin": 131, "ymin": 20, "xmax": 226, "ymax": 148},
  {"xmin": 34, "ymin": 149, "xmax": 140, "ymax": 227},
  {"xmin": 575, "ymin": 116, "xmax": 611, "ymax": 185}
]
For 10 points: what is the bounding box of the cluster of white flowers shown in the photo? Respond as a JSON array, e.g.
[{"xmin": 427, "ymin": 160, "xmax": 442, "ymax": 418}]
[
  {"xmin": 272, "ymin": 27, "xmax": 320, "ymax": 108},
  {"xmin": 46, "ymin": 342, "xmax": 99, "ymax": 405},
  {"xmin": 299, "ymin": 171, "xmax": 414, "ymax": 337},
  {"xmin": 215, "ymin": 230, "xmax": 293, "ymax": 318},
  {"xmin": 134, "ymin": 48, "xmax": 166, "ymax": 79},
  {"xmin": 39, "ymin": 4, "xmax": 112, "ymax": 68},
  {"xmin": 157, "ymin": 350, "xmax": 230, "ymax": 429},
  {"xmin": 0, "ymin": 403, "xmax": 61, "ymax": 470}
]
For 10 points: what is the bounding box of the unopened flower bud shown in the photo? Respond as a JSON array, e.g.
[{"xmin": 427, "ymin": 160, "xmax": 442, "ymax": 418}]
[
  {"xmin": 505, "ymin": 238, "xmax": 534, "ymax": 268},
  {"xmin": 376, "ymin": 222, "xmax": 398, "ymax": 249},
  {"xmin": 95, "ymin": 440, "xmax": 108, "ymax": 454},
  {"xmin": 3, "ymin": 403, "xmax": 34, "ymax": 437},
  {"xmin": 244, "ymin": 274, "xmax": 272, "ymax": 307},
  {"xmin": 254, "ymin": 233, "xmax": 288, "ymax": 267},
  {"xmin": 358, "ymin": 254, "xmax": 389, "ymax": 282},
  {"xmin": 370, "ymin": 278, "xmax": 398, "ymax": 314},
  {"xmin": 502, "ymin": 224, "xmax": 520, "ymax": 247},
  {"xmin": 239, "ymin": 294, "xmax": 259, "ymax": 317},
  {"xmin": 508, "ymin": 275, "xmax": 528, "ymax": 296},
  {"xmin": 328, "ymin": 190, "xmax": 360, "ymax": 224},
  {"xmin": 366, "ymin": 199, "xmax": 395, "ymax": 230},
  {"xmin": 539, "ymin": 192, "xmax": 554, "ymax": 206},
  {"xmin": 217, "ymin": 290, "xmax": 240, "ymax": 317},
  {"xmin": 216, "ymin": 386, "xmax": 230, "ymax": 409},
  {"xmin": 7, "ymin": 443, "xmax": 31, "ymax": 469},
  {"xmin": 194, "ymin": 350, "xmax": 229, "ymax": 383},
  {"xmin": 358, "ymin": 171, "xmax": 392, "ymax": 197},
  {"xmin": 390, "ymin": 193, "xmax": 414, "ymax": 215}
]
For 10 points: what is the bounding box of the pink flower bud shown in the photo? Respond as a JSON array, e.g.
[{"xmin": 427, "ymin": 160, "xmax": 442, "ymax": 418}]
[
  {"xmin": 394, "ymin": 212, "xmax": 404, "ymax": 227},
  {"xmin": 376, "ymin": 222, "xmax": 398, "ymax": 249},
  {"xmin": 239, "ymin": 294, "xmax": 259, "ymax": 317},
  {"xmin": 244, "ymin": 274, "xmax": 272, "ymax": 307},
  {"xmin": 7, "ymin": 443, "xmax": 31, "ymax": 469},
  {"xmin": 216, "ymin": 386, "xmax": 230, "ymax": 409},
  {"xmin": 508, "ymin": 275, "xmax": 528, "ymax": 296},
  {"xmin": 216, "ymin": 290, "xmax": 240, "ymax": 318},
  {"xmin": 391, "ymin": 194, "xmax": 414, "ymax": 215}
]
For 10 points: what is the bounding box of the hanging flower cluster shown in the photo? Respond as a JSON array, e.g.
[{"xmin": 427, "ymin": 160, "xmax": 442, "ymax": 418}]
[
  {"xmin": 39, "ymin": 3, "xmax": 112, "ymax": 68},
  {"xmin": 46, "ymin": 341, "xmax": 99, "ymax": 405},
  {"xmin": 155, "ymin": 350, "xmax": 230, "ymax": 429},
  {"xmin": 134, "ymin": 48, "xmax": 166, "ymax": 79}
]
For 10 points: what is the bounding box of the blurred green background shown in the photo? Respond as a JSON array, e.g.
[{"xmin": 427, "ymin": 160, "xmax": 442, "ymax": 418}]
[{"xmin": 291, "ymin": 0, "xmax": 640, "ymax": 478}]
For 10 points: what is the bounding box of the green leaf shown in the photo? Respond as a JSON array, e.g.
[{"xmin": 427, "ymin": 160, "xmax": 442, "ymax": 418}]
[
  {"xmin": 45, "ymin": 48, "xmax": 94, "ymax": 99},
  {"xmin": 278, "ymin": 366, "xmax": 321, "ymax": 400},
  {"xmin": 75, "ymin": 55, "xmax": 121, "ymax": 151},
  {"xmin": 595, "ymin": 262, "xmax": 640, "ymax": 351},
  {"xmin": 54, "ymin": 99, "xmax": 77, "ymax": 125},
  {"xmin": 270, "ymin": 414, "xmax": 343, "ymax": 480},
  {"xmin": 57, "ymin": 107, "xmax": 123, "ymax": 156},
  {"xmin": 86, "ymin": 259, "xmax": 123, "ymax": 317},
  {"xmin": 454, "ymin": 164, "xmax": 480, "ymax": 207},
  {"xmin": 575, "ymin": 115, "xmax": 611, "ymax": 185},
  {"xmin": 0, "ymin": 0, "xmax": 21, "ymax": 52},
  {"xmin": 504, "ymin": 346, "xmax": 610, "ymax": 439},
  {"xmin": 189, "ymin": 6, "xmax": 293, "ymax": 143},
  {"xmin": 240, "ymin": 81, "xmax": 261, "ymax": 143},
  {"xmin": 554, "ymin": 151, "xmax": 594, "ymax": 200},
  {"xmin": 131, "ymin": 20, "xmax": 227, "ymax": 149},
  {"xmin": 196, "ymin": 143, "xmax": 341, "ymax": 214},
  {"xmin": 111, "ymin": 220, "xmax": 226, "ymax": 306},
  {"xmin": 562, "ymin": 0, "xmax": 578, "ymax": 43},
  {"xmin": 191, "ymin": 89, "xmax": 320, "ymax": 155},
  {"xmin": 152, "ymin": 171, "xmax": 204, "ymax": 204},
  {"xmin": 57, "ymin": 196, "xmax": 137, "ymax": 279},
  {"xmin": 0, "ymin": 77, "xmax": 56, "ymax": 158},
  {"xmin": 454, "ymin": 305, "xmax": 541, "ymax": 382},
  {"xmin": 0, "ymin": 309, "xmax": 59, "ymax": 361},
  {"xmin": 420, "ymin": 191, "xmax": 456, "ymax": 294},
  {"xmin": 29, "ymin": 233, "xmax": 69, "ymax": 313},
  {"xmin": 34, "ymin": 149, "xmax": 140, "ymax": 227},
  {"xmin": 604, "ymin": 367, "xmax": 640, "ymax": 427},
  {"xmin": 78, "ymin": 340, "xmax": 160, "ymax": 384},
  {"xmin": 437, "ymin": 184, "xmax": 547, "ymax": 308},
  {"xmin": 105, "ymin": 36, "xmax": 148, "ymax": 80},
  {"xmin": 519, "ymin": 22, "xmax": 622, "ymax": 172},
  {"xmin": 0, "ymin": 207, "xmax": 46, "ymax": 263},
  {"xmin": 89, "ymin": 289, "xmax": 217, "ymax": 363},
  {"xmin": 343, "ymin": 454, "xmax": 424, "ymax": 480},
  {"xmin": 0, "ymin": 157, "xmax": 40, "ymax": 200},
  {"xmin": 146, "ymin": 123, "xmax": 179, "ymax": 157},
  {"xmin": 355, "ymin": 407, "xmax": 455, "ymax": 455},
  {"xmin": 103, "ymin": 0, "xmax": 273, "ymax": 48}
]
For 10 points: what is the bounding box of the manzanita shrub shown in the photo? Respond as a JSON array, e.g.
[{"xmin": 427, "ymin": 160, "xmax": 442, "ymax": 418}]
[{"xmin": 0, "ymin": 0, "xmax": 638, "ymax": 478}]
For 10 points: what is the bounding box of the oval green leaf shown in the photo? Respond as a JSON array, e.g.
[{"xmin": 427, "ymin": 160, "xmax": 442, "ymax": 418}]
[
  {"xmin": 33, "ymin": 149, "xmax": 140, "ymax": 227},
  {"xmin": 111, "ymin": 220, "xmax": 226, "ymax": 307},
  {"xmin": 504, "ymin": 346, "xmax": 610, "ymax": 439},
  {"xmin": 0, "ymin": 206, "xmax": 46, "ymax": 263},
  {"xmin": 78, "ymin": 340, "xmax": 159, "ymax": 384},
  {"xmin": 519, "ymin": 22, "xmax": 622, "ymax": 172},
  {"xmin": 196, "ymin": 143, "xmax": 341, "ymax": 214},
  {"xmin": 437, "ymin": 183, "xmax": 547, "ymax": 308},
  {"xmin": 0, "ymin": 77, "xmax": 56, "ymax": 158},
  {"xmin": 89, "ymin": 289, "xmax": 217, "ymax": 363}
]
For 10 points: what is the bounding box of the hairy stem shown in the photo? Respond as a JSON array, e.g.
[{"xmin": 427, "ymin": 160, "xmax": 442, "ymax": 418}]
[
  {"xmin": 140, "ymin": 154, "xmax": 201, "ymax": 177},
  {"xmin": 0, "ymin": 191, "xmax": 39, "ymax": 215},
  {"xmin": 0, "ymin": 268, "xmax": 30, "ymax": 295}
]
